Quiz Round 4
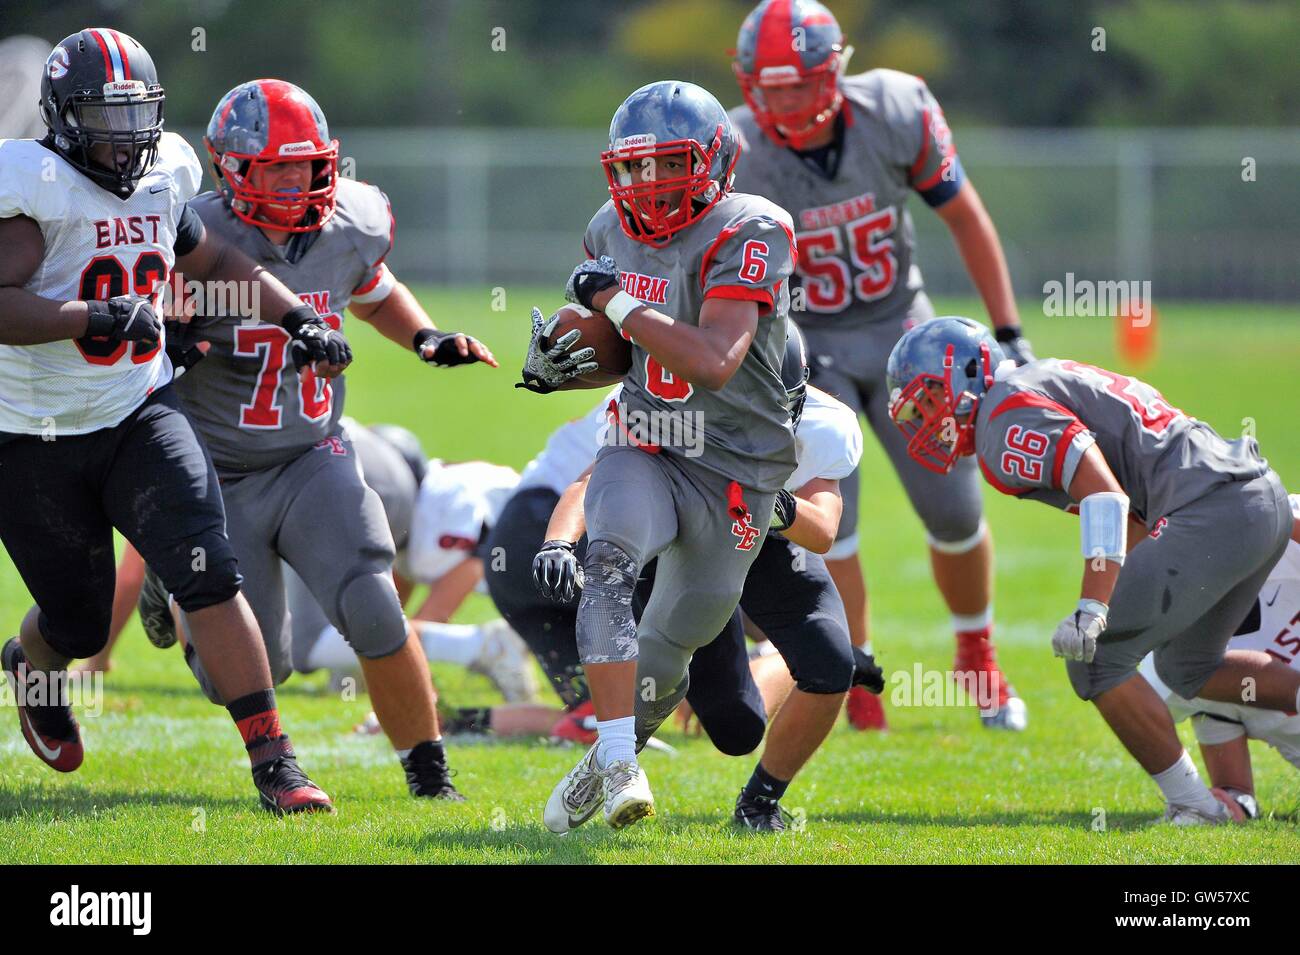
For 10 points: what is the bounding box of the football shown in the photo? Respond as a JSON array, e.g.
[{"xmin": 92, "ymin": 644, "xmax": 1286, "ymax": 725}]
[{"xmin": 542, "ymin": 303, "xmax": 631, "ymax": 386}]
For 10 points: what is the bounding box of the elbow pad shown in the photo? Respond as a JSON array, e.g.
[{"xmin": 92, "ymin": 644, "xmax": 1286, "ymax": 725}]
[{"xmin": 1080, "ymin": 491, "xmax": 1129, "ymax": 565}]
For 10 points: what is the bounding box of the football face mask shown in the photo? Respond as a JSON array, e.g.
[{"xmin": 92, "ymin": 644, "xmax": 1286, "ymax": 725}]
[
  {"xmin": 218, "ymin": 148, "xmax": 338, "ymax": 232},
  {"xmin": 602, "ymin": 131, "xmax": 728, "ymax": 246},
  {"xmin": 734, "ymin": 60, "xmax": 844, "ymax": 150},
  {"xmin": 889, "ymin": 344, "xmax": 984, "ymax": 475}
]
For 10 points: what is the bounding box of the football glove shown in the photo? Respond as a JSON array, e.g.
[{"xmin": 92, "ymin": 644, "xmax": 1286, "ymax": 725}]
[
  {"xmin": 84, "ymin": 295, "xmax": 162, "ymax": 346},
  {"xmin": 532, "ymin": 539, "xmax": 583, "ymax": 604},
  {"xmin": 414, "ymin": 328, "xmax": 484, "ymax": 367},
  {"xmin": 163, "ymin": 320, "xmax": 208, "ymax": 379},
  {"xmin": 565, "ymin": 255, "xmax": 621, "ymax": 311},
  {"xmin": 995, "ymin": 325, "xmax": 1036, "ymax": 366},
  {"xmin": 851, "ymin": 645, "xmax": 886, "ymax": 695},
  {"xmin": 1051, "ymin": 600, "xmax": 1108, "ymax": 663},
  {"xmin": 516, "ymin": 306, "xmax": 597, "ymax": 394},
  {"xmin": 282, "ymin": 304, "xmax": 352, "ymax": 371},
  {"xmin": 770, "ymin": 489, "xmax": 798, "ymax": 532}
]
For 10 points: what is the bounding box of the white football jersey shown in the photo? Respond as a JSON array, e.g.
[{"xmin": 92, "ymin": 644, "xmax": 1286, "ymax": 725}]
[
  {"xmin": 515, "ymin": 386, "xmax": 623, "ymax": 496},
  {"xmin": 1140, "ymin": 494, "xmax": 1300, "ymax": 763},
  {"xmin": 785, "ymin": 385, "xmax": 864, "ymax": 492},
  {"xmin": 404, "ymin": 460, "xmax": 521, "ymax": 584},
  {"xmin": 0, "ymin": 131, "xmax": 202, "ymax": 434}
]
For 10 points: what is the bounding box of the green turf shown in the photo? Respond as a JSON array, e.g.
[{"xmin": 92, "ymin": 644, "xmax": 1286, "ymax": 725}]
[{"xmin": 1, "ymin": 290, "xmax": 1298, "ymax": 863}]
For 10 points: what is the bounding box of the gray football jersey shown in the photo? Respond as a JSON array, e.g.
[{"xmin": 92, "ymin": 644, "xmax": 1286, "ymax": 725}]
[
  {"xmin": 582, "ymin": 191, "xmax": 798, "ymax": 493},
  {"xmin": 974, "ymin": 359, "xmax": 1269, "ymax": 526},
  {"xmin": 177, "ymin": 177, "xmax": 393, "ymax": 475},
  {"xmin": 730, "ymin": 69, "xmax": 961, "ymax": 330}
]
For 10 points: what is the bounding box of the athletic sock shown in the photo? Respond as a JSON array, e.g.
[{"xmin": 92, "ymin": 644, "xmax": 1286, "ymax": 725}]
[
  {"xmin": 227, "ymin": 689, "xmax": 289, "ymax": 768},
  {"xmin": 416, "ymin": 621, "xmax": 485, "ymax": 668},
  {"xmin": 595, "ymin": 715, "xmax": 637, "ymax": 767},
  {"xmin": 742, "ymin": 762, "xmax": 789, "ymax": 803},
  {"xmin": 1151, "ymin": 750, "xmax": 1219, "ymax": 812},
  {"xmin": 952, "ymin": 605, "xmax": 994, "ymax": 639}
]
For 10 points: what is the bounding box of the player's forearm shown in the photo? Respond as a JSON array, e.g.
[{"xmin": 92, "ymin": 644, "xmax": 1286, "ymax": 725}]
[
  {"xmin": 350, "ymin": 281, "xmax": 432, "ymax": 349},
  {"xmin": 942, "ymin": 186, "xmax": 1020, "ymax": 330},
  {"xmin": 0, "ymin": 288, "xmax": 91, "ymax": 344},
  {"xmin": 179, "ymin": 234, "xmax": 304, "ymax": 324},
  {"xmin": 546, "ymin": 475, "xmax": 590, "ymax": 542},
  {"xmin": 781, "ymin": 489, "xmax": 842, "ymax": 554},
  {"xmin": 621, "ymin": 309, "xmax": 745, "ymax": 390}
]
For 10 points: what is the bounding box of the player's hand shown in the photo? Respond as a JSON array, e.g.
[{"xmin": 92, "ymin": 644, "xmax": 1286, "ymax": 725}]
[
  {"xmin": 565, "ymin": 255, "xmax": 621, "ymax": 311},
  {"xmin": 84, "ymin": 296, "xmax": 162, "ymax": 346},
  {"xmin": 851, "ymin": 644, "xmax": 886, "ymax": 694},
  {"xmin": 517, "ymin": 306, "xmax": 598, "ymax": 394},
  {"xmin": 770, "ymin": 489, "xmax": 798, "ymax": 532},
  {"xmin": 995, "ymin": 326, "xmax": 1036, "ymax": 366},
  {"xmin": 415, "ymin": 328, "xmax": 498, "ymax": 368},
  {"xmin": 532, "ymin": 539, "xmax": 583, "ymax": 604},
  {"xmin": 282, "ymin": 305, "xmax": 352, "ymax": 377},
  {"xmin": 1051, "ymin": 600, "xmax": 1107, "ymax": 662},
  {"xmin": 164, "ymin": 319, "xmax": 210, "ymax": 380}
]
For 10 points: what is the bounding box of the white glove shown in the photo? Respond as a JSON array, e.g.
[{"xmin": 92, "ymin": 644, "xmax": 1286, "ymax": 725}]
[{"xmin": 1051, "ymin": 599, "xmax": 1108, "ymax": 663}]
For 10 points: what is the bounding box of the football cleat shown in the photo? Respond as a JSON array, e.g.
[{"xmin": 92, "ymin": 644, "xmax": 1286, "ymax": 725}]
[
  {"xmin": 602, "ymin": 759, "xmax": 654, "ymax": 830},
  {"xmin": 402, "ymin": 740, "xmax": 466, "ymax": 801},
  {"xmin": 469, "ymin": 619, "xmax": 539, "ymax": 703},
  {"xmin": 1210, "ymin": 787, "xmax": 1255, "ymax": 822},
  {"xmin": 549, "ymin": 700, "xmax": 597, "ymax": 746},
  {"xmin": 733, "ymin": 790, "xmax": 789, "ymax": 832},
  {"xmin": 1163, "ymin": 800, "xmax": 1230, "ymax": 827},
  {"xmin": 952, "ymin": 632, "xmax": 1027, "ymax": 731},
  {"xmin": 2, "ymin": 638, "xmax": 84, "ymax": 772},
  {"xmin": 137, "ymin": 565, "xmax": 177, "ymax": 649},
  {"xmin": 846, "ymin": 685, "xmax": 888, "ymax": 731},
  {"xmin": 544, "ymin": 744, "xmax": 605, "ymax": 834},
  {"xmin": 251, "ymin": 749, "xmax": 334, "ymax": 815}
]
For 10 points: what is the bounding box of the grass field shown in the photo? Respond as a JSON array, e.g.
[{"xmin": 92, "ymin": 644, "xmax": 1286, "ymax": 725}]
[{"xmin": 2, "ymin": 290, "xmax": 1298, "ymax": 864}]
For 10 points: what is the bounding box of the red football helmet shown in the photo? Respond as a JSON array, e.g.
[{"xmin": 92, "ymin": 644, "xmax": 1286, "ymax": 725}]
[
  {"xmin": 732, "ymin": 0, "xmax": 853, "ymax": 150},
  {"xmin": 204, "ymin": 79, "xmax": 338, "ymax": 233}
]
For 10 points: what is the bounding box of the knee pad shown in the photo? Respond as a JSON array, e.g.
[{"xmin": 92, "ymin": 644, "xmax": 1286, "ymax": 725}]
[
  {"xmin": 38, "ymin": 605, "xmax": 111, "ymax": 661},
  {"xmin": 694, "ymin": 701, "xmax": 766, "ymax": 756},
  {"xmin": 576, "ymin": 540, "xmax": 639, "ymax": 665},
  {"xmin": 926, "ymin": 517, "xmax": 987, "ymax": 554},
  {"xmin": 1152, "ymin": 648, "xmax": 1215, "ymax": 701},
  {"xmin": 337, "ymin": 567, "xmax": 408, "ymax": 660},
  {"xmin": 790, "ymin": 622, "xmax": 856, "ymax": 695},
  {"xmin": 169, "ymin": 535, "xmax": 241, "ymax": 614}
]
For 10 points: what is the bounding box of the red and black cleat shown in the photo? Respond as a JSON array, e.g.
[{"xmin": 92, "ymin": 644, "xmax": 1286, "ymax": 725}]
[
  {"xmin": 1, "ymin": 637, "xmax": 84, "ymax": 772},
  {"xmin": 249, "ymin": 737, "xmax": 334, "ymax": 815},
  {"xmin": 953, "ymin": 631, "xmax": 1027, "ymax": 731},
  {"xmin": 550, "ymin": 700, "xmax": 597, "ymax": 746},
  {"xmin": 845, "ymin": 685, "xmax": 888, "ymax": 732}
]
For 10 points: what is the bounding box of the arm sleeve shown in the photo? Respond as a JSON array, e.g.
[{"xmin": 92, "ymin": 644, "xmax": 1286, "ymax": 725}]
[
  {"xmin": 902, "ymin": 81, "xmax": 964, "ymax": 208},
  {"xmin": 173, "ymin": 203, "xmax": 205, "ymax": 257},
  {"xmin": 976, "ymin": 392, "xmax": 1096, "ymax": 497},
  {"xmin": 700, "ymin": 215, "xmax": 797, "ymax": 314}
]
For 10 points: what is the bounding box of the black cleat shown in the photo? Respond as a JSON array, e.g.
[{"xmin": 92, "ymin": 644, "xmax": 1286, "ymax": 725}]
[
  {"xmin": 2, "ymin": 637, "xmax": 84, "ymax": 772},
  {"xmin": 402, "ymin": 740, "xmax": 466, "ymax": 801},
  {"xmin": 733, "ymin": 790, "xmax": 789, "ymax": 832},
  {"xmin": 250, "ymin": 742, "xmax": 334, "ymax": 815}
]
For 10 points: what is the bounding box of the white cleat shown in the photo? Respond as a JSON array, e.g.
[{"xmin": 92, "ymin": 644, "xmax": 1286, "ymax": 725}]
[
  {"xmin": 470, "ymin": 619, "xmax": 539, "ymax": 703},
  {"xmin": 980, "ymin": 694, "xmax": 1028, "ymax": 732},
  {"xmin": 602, "ymin": 759, "xmax": 654, "ymax": 830},
  {"xmin": 1163, "ymin": 800, "xmax": 1230, "ymax": 826},
  {"xmin": 544, "ymin": 744, "xmax": 604, "ymax": 834}
]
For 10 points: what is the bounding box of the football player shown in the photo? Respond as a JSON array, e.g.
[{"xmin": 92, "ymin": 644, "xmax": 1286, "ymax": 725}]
[
  {"xmin": 885, "ymin": 316, "xmax": 1299, "ymax": 824},
  {"xmin": 0, "ymin": 30, "xmax": 339, "ymax": 812},
  {"xmin": 729, "ymin": 0, "xmax": 1031, "ymax": 732},
  {"xmin": 1137, "ymin": 494, "xmax": 1300, "ymax": 820},
  {"xmin": 536, "ymin": 331, "xmax": 881, "ymax": 832},
  {"xmin": 519, "ymin": 81, "xmax": 799, "ymax": 829},
  {"xmin": 159, "ymin": 78, "xmax": 497, "ymax": 799}
]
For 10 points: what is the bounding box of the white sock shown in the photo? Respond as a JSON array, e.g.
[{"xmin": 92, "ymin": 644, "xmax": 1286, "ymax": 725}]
[
  {"xmin": 304, "ymin": 625, "xmax": 360, "ymax": 672},
  {"xmin": 952, "ymin": 606, "xmax": 993, "ymax": 633},
  {"xmin": 595, "ymin": 716, "xmax": 637, "ymax": 767},
  {"xmin": 1151, "ymin": 750, "xmax": 1218, "ymax": 811},
  {"xmin": 417, "ymin": 621, "xmax": 484, "ymax": 667}
]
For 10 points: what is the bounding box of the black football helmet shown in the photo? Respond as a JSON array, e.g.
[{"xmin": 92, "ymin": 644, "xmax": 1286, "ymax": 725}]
[
  {"xmin": 781, "ymin": 323, "xmax": 810, "ymax": 431},
  {"xmin": 39, "ymin": 28, "xmax": 165, "ymax": 197}
]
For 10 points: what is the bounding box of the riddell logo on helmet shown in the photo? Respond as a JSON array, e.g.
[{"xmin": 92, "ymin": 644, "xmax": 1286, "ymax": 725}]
[
  {"xmin": 614, "ymin": 134, "xmax": 656, "ymax": 150},
  {"xmin": 278, "ymin": 141, "xmax": 317, "ymax": 156},
  {"xmin": 103, "ymin": 80, "xmax": 146, "ymax": 97}
]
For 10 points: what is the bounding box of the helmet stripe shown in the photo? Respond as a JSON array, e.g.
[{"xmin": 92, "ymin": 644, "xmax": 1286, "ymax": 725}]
[
  {"xmin": 88, "ymin": 29, "xmax": 116, "ymax": 82},
  {"xmin": 755, "ymin": 0, "xmax": 802, "ymax": 71},
  {"xmin": 106, "ymin": 30, "xmax": 132, "ymax": 81}
]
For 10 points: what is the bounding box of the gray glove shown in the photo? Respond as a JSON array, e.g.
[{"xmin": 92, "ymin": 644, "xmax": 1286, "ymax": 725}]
[
  {"xmin": 1051, "ymin": 599, "xmax": 1108, "ymax": 662},
  {"xmin": 565, "ymin": 255, "xmax": 621, "ymax": 311},
  {"xmin": 516, "ymin": 306, "xmax": 597, "ymax": 394}
]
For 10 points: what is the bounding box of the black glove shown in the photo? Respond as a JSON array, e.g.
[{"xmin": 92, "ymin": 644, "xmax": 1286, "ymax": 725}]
[
  {"xmin": 163, "ymin": 320, "xmax": 207, "ymax": 378},
  {"xmin": 282, "ymin": 304, "xmax": 352, "ymax": 370},
  {"xmin": 770, "ymin": 489, "xmax": 798, "ymax": 532},
  {"xmin": 995, "ymin": 325, "xmax": 1035, "ymax": 366},
  {"xmin": 532, "ymin": 539, "xmax": 583, "ymax": 604},
  {"xmin": 84, "ymin": 296, "xmax": 162, "ymax": 345},
  {"xmin": 414, "ymin": 328, "xmax": 482, "ymax": 367},
  {"xmin": 565, "ymin": 255, "xmax": 621, "ymax": 311},
  {"xmin": 851, "ymin": 645, "xmax": 886, "ymax": 695}
]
